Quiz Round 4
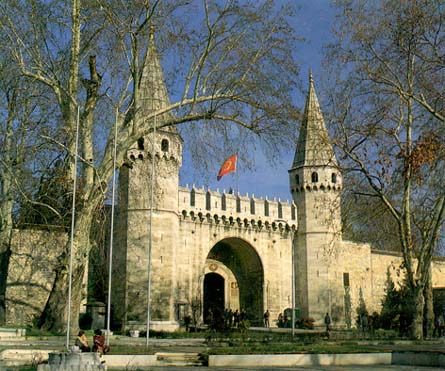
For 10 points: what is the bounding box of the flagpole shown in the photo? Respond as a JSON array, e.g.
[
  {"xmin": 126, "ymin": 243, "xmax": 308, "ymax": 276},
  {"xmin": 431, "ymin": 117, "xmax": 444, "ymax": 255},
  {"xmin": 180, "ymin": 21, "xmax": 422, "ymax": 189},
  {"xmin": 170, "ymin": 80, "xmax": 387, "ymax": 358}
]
[
  {"xmin": 66, "ymin": 105, "xmax": 80, "ymax": 350},
  {"xmin": 146, "ymin": 114, "xmax": 156, "ymax": 346},
  {"xmin": 106, "ymin": 107, "xmax": 119, "ymax": 346},
  {"xmin": 235, "ymin": 156, "xmax": 239, "ymax": 194}
]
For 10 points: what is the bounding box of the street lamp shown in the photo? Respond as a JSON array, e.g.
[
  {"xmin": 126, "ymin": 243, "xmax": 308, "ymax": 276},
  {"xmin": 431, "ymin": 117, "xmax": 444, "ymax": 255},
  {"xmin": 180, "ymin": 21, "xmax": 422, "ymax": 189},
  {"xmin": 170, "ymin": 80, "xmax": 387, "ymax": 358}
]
[{"xmin": 274, "ymin": 219, "xmax": 295, "ymax": 337}]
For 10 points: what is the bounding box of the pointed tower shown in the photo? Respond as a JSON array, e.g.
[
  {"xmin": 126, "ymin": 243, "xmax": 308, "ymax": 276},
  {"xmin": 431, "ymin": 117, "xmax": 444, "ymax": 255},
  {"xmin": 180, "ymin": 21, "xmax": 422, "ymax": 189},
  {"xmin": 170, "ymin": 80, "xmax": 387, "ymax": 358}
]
[
  {"xmin": 113, "ymin": 29, "xmax": 182, "ymax": 331},
  {"xmin": 289, "ymin": 72, "xmax": 342, "ymax": 322}
]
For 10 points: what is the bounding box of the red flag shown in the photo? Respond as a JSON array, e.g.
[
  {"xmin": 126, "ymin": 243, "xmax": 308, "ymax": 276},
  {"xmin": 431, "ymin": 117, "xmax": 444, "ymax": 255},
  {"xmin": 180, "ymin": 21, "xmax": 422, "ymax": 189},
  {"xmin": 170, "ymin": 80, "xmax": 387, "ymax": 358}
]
[{"xmin": 217, "ymin": 154, "xmax": 237, "ymax": 181}]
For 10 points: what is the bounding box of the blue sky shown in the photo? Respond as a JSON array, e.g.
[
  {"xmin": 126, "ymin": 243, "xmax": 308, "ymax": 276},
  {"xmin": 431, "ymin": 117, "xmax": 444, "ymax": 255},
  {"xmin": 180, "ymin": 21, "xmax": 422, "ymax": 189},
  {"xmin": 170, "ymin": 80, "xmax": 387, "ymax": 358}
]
[{"xmin": 179, "ymin": 1, "xmax": 337, "ymax": 204}]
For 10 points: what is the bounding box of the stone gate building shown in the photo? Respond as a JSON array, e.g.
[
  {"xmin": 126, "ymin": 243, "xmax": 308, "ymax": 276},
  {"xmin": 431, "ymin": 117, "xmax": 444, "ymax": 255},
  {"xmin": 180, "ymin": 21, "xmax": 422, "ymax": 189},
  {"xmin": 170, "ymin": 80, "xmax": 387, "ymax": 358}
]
[
  {"xmin": 5, "ymin": 38, "xmax": 445, "ymax": 330},
  {"xmin": 108, "ymin": 39, "xmax": 445, "ymax": 331}
]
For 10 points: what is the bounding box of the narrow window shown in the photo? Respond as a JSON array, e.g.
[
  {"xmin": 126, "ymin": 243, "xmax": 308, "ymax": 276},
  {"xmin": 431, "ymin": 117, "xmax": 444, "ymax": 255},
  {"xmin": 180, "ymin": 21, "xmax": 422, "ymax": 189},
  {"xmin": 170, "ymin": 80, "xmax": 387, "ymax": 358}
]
[
  {"xmin": 206, "ymin": 191, "xmax": 211, "ymax": 211},
  {"xmin": 343, "ymin": 272, "xmax": 350, "ymax": 287},
  {"xmin": 250, "ymin": 199, "xmax": 255, "ymax": 215},
  {"xmin": 332, "ymin": 173, "xmax": 337, "ymax": 183},
  {"xmin": 161, "ymin": 139, "xmax": 169, "ymax": 152},
  {"xmin": 291, "ymin": 205, "xmax": 296, "ymax": 220},
  {"xmin": 137, "ymin": 137, "xmax": 145, "ymax": 150},
  {"xmin": 190, "ymin": 189, "xmax": 195, "ymax": 207},
  {"xmin": 311, "ymin": 172, "xmax": 318, "ymax": 183},
  {"xmin": 278, "ymin": 202, "xmax": 283, "ymax": 219},
  {"xmin": 295, "ymin": 174, "xmax": 300, "ymax": 185},
  {"xmin": 264, "ymin": 200, "xmax": 269, "ymax": 217},
  {"xmin": 236, "ymin": 197, "xmax": 241, "ymax": 213},
  {"xmin": 222, "ymin": 194, "xmax": 226, "ymax": 211}
]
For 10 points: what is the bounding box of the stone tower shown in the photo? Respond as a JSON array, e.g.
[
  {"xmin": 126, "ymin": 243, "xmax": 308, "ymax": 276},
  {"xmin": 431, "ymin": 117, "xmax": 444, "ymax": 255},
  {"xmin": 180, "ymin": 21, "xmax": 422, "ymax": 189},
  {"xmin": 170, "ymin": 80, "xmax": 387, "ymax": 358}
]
[
  {"xmin": 289, "ymin": 72, "xmax": 342, "ymax": 321},
  {"xmin": 112, "ymin": 32, "xmax": 183, "ymax": 331}
]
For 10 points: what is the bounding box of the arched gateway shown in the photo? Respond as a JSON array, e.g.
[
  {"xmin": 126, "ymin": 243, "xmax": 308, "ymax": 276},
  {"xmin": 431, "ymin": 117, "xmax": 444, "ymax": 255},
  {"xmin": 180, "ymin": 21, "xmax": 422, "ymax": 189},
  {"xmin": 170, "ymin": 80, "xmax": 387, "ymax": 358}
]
[
  {"xmin": 204, "ymin": 238, "xmax": 264, "ymax": 324},
  {"xmin": 105, "ymin": 40, "xmax": 445, "ymax": 334}
]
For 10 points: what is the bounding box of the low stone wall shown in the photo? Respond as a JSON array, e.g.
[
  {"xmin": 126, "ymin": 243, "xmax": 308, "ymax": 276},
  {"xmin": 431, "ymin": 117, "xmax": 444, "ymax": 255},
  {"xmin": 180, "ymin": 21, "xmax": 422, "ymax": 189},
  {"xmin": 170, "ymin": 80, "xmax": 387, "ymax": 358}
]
[
  {"xmin": 209, "ymin": 353, "xmax": 392, "ymax": 367},
  {"xmin": 0, "ymin": 328, "xmax": 26, "ymax": 338},
  {"xmin": 392, "ymin": 352, "xmax": 445, "ymax": 367},
  {"xmin": 102, "ymin": 354, "xmax": 157, "ymax": 368}
]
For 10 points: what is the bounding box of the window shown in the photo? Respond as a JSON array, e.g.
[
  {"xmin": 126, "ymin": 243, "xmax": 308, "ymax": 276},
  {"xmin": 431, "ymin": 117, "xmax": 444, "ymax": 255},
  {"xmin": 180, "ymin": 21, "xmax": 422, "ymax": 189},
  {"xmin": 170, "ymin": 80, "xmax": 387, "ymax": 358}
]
[
  {"xmin": 250, "ymin": 199, "xmax": 255, "ymax": 215},
  {"xmin": 332, "ymin": 173, "xmax": 337, "ymax": 183},
  {"xmin": 190, "ymin": 189, "xmax": 195, "ymax": 207},
  {"xmin": 161, "ymin": 139, "xmax": 169, "ymax": 152},
  {"xmin": 264, "ymin": 200, "xmax": 269, "ymax": 217},
  {"xmin": 137, "ymin": 137, "xmax": 145, "ymax": 150},
  {"xmin": 222, "ymin": 194, "xmax": 226, "ymax": 211},
  {"xmin": 311, "ymin": 172, "xmax": 318, "ymax": 183},
  {"xmin": 206, "ymin": 191, "xmax": 211, "ymax": 211},
  {"xmin": 343, "ymin": 272, "xmax": 350, "ymax": 287},
  {"xmin": 236, "ymin": 197, "xmax": 241, "ymax": 213},
  {"xmin": 295, "ymin": 174, "xmax": 300, "ymax": 185},
  {"xmin": 278, "ymin": 202, "xmax": 283, "ymax": 219}
]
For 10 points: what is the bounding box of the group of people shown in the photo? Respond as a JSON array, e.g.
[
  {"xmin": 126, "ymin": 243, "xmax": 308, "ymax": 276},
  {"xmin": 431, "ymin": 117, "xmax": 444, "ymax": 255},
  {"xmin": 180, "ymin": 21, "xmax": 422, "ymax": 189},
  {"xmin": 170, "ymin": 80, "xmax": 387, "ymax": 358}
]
[
  {"xmin": 223, "ymin": 308, "xmax": 248, "ymax": 328},
  {"xmin": 206, "ymin": 308, "xmax": 249, "ymax": 331},
  {"xmin": 277, "ymin": 312, "xmax": 289, "ymax": 328},
  {"xmin": 75, "ymin": 329, "xmax": 110, "ymax": 355}
]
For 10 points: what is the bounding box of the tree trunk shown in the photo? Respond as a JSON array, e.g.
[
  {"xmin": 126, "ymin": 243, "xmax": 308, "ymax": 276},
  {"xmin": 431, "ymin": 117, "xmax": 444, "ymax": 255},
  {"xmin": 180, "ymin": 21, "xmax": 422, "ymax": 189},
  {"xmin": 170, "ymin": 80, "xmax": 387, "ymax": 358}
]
[
  {"xmin": 38, "ymin": 199, "xmax": 98, "ymax": 333},
  {"xmin": 411, "ymin": 286, "xmax": 425, "ymax": 339},
  {"xmin": 423, "ymin": 268, "xmax": 434, "ymax": 338},
  {"xmin": 0, "ymin": 245, "xmax": 12, "ymax": 324}
]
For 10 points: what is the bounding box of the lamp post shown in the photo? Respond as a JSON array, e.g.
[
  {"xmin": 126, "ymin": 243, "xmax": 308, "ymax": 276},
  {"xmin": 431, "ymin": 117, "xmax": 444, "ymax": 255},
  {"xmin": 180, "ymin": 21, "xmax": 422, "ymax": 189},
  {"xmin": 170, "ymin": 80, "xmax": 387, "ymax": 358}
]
[{"xmin": 274, "ymin": 219, "xmax": 295, "ymax": 337}]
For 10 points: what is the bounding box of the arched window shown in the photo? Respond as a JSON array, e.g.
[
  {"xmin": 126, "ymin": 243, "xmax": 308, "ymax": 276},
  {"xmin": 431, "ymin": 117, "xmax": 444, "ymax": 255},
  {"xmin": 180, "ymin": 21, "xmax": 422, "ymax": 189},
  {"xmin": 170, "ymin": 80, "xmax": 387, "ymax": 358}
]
[
  {"xmin": 295, "ymin": 174, "xmax": 300, "ymax": 185},
  {"xmin": 331, "ymin": 173, "xmax": 337, "ymax": 183},
  {"xmin": 161, "ymin": 139, "xmax": 169, "ymax": 152},
  {"xmin": 311, "ymin": 172, "xmax": 318, "ymax": 183}
]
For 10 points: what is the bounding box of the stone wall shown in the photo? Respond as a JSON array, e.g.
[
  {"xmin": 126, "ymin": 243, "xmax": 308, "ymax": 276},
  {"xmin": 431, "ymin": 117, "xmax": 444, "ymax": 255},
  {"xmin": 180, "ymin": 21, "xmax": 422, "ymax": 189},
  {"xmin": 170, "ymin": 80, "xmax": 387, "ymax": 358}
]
[{"xmin": 6, "ymin": 228, "xmax": 67, "ymax": 325}]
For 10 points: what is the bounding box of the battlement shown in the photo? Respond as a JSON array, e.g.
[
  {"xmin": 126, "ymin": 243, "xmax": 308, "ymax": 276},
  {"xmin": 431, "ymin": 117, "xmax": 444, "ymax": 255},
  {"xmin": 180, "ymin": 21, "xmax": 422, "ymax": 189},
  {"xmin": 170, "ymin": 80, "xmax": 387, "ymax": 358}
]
[{"xmin": 178, "ymin": 185, "xmax": 297, "ymax": 227}]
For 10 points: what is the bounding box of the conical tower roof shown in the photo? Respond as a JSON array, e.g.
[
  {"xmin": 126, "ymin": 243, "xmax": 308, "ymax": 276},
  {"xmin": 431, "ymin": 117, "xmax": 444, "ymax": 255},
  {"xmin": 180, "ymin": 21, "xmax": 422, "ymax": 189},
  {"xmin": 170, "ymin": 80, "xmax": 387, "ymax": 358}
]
[
  {"xmin": 292, "ymin": 72, "xmax": 337, "ymax": 168},
  {"xmin": 139, "ymin": 28, "xmax": 176, "ymax": 132}
]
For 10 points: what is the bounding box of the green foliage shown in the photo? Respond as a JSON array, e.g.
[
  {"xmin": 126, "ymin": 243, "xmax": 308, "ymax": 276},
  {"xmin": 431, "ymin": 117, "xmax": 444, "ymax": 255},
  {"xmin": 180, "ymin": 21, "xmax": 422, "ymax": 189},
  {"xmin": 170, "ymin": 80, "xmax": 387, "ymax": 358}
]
[
  {"xmin": 379, "ymin": 269, "xmax": 402, "ymax": 329},
  {"xmin": 344, "ymin": 287, "xmax": 352, "ymax": 329},
  {"xmin": 377, "ymin": 269, "xmax": 415, "ymax": 336},
  {"xmin": 355, "ymin": 288, "xmax": 368, "ymax": 328}
]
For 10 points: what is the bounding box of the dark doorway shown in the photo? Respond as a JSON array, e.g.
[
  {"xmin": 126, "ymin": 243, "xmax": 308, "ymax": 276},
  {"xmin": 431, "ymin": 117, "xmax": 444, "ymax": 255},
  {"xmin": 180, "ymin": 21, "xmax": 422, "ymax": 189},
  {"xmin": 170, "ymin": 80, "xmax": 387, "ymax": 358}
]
[{"xmin": 203, "ymin": 273, "xmax": 224, "ymax": 324}]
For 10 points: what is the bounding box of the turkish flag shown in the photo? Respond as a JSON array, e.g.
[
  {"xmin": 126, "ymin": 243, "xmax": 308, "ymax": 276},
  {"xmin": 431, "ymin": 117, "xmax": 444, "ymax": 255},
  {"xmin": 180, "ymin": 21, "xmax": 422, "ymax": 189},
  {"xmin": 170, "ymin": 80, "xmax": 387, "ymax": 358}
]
[{"xmin": 217, "ymin": 154, "xmax": 237, "ymax": 181}]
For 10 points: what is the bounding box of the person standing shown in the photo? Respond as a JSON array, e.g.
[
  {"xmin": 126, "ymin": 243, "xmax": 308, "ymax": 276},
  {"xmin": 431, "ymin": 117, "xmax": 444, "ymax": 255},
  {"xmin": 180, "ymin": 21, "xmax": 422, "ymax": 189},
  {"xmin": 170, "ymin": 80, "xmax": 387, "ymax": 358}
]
[
  {"xmin": 233, "ymin": 309, "xmax": 240, "ymax": 328},
  {"xmin": 324, "ymin": 312, "xmax": 331, "ymax": 338},
  {"xmin": 263, "ymin": 310, "xmax": 270, "ymax": 328}
]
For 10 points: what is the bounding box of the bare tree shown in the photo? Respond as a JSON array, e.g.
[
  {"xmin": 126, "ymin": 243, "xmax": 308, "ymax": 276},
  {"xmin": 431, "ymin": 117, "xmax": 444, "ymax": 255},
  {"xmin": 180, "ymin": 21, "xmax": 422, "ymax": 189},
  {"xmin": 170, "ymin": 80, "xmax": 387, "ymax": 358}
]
[
  {"xmin": 325, "ymin": 0, "xmax": 445, "ymax": 339},
  {"xmin": 1, "ymin": 0, "xmax": 301, "ymax": 332}
]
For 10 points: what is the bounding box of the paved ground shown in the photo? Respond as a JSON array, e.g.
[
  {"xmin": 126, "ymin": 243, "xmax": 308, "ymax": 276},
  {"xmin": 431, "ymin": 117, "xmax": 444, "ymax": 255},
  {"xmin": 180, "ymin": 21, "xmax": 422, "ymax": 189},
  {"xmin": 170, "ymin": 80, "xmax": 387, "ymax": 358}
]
[
  {"xmin": 1, "ymin": 329, "xmax": 444, "ymax": 370},
  {"xmin": 140, "ymin": 367, "xmax": 443, "ymax": 371}
]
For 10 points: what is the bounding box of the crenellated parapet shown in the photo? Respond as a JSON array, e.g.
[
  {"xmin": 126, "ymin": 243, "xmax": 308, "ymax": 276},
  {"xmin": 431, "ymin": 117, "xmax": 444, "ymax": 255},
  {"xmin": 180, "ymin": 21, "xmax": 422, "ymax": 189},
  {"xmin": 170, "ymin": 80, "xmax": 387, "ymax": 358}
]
[
  {"xmin": 125, "ymin": 132, "xmax": 182, "ymax": 167},
  {"xmin": 178, "ymin": 185, "xmax": 297, "ymax": 231}
]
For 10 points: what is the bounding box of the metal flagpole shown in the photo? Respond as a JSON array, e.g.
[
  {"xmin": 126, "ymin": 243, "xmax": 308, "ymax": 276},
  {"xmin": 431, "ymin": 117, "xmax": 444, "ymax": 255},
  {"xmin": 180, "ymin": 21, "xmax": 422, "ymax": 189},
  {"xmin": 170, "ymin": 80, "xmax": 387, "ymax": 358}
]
[
  {"xmin": 146, "ymin": 114, "xmax": 156, "ymax": 346},
  {"xmin": 291, "ymin": 228, "xmax": 295, "ymax": 337},
  {"xmin": 66, "ymin": 105, "xmax": 80, "ymax": 350},
  {"xmin": 106, "ymin": 107, "xmax": 119, "ymax": 346}
]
